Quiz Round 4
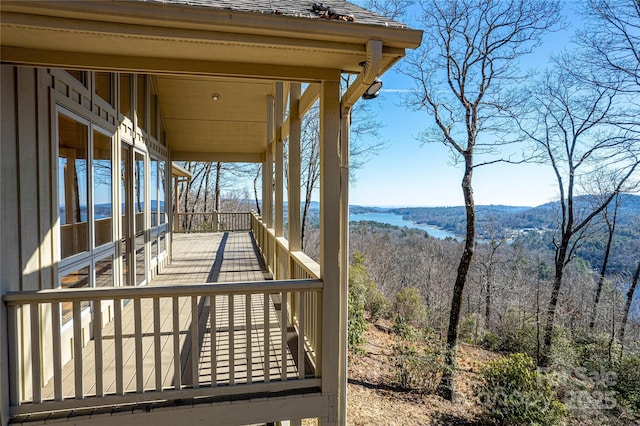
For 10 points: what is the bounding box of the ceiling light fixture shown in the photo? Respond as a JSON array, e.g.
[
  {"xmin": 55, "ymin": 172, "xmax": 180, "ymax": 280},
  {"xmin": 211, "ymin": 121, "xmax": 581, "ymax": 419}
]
[
  {"xmin": 362, "ymin": 79, "xmax": 383, "ymax": 100},
  {"xmin": 211, "ymin": 93, "xmax": 221, "ymax": 102}
]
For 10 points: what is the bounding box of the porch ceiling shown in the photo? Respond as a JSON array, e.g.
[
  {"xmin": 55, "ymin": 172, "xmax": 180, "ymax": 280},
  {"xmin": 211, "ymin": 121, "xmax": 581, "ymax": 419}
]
[{"xmin": 156, "ymin": 75, "xmax": 272, "ymax": 161}]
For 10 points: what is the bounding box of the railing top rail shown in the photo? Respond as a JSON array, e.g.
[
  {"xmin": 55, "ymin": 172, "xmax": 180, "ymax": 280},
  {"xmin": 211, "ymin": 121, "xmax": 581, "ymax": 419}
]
[
  {"xmin": 3, "ymin": 279, "xmax": 323, "ymax": 305},
  {"xmin": 175, "ymin": 212, "xmax": 252, "ymax": 215}
]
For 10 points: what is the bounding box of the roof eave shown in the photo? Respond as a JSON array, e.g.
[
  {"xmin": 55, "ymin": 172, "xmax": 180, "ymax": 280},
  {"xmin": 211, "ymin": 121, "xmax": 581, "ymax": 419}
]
[{"xmin": 0, "ymin": 0, "xmax": 423, "ymax": 50}]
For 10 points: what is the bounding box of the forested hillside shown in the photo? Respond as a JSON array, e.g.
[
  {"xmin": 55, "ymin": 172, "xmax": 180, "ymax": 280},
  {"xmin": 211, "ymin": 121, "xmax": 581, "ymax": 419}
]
[
  {"xmin": 303, "ymin": 218, "xmax": 640, "ymax": 424},
  {"xmin": 386, "ymin": 194, "xmax": 640, "ymax": 277}
]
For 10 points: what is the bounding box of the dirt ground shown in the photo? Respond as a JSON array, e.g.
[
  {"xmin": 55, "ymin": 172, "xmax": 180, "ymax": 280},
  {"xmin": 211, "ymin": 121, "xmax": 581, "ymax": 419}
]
[{"xmin": 345, "ymin": 324, "xmax": 498, "ymax": 425}]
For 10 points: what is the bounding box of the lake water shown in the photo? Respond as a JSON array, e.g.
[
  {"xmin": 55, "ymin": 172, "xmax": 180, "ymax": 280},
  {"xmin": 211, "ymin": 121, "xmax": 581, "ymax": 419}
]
[{"xmin": 349, "ymin": 212, "xmax": 459, "ymax": 240}]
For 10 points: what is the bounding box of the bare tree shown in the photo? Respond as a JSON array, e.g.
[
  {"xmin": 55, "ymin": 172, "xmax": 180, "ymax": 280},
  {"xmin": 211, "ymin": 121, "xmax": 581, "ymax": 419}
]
[
  {"xmin": 299, "ymin": 87, "xmax": 385, "ymax": 251},
  {"xmin": 252, "ymin": 164, "xmax": 261, "ymax": 215},
  {"xmin": 364, "ymin": 0, "xmax": 414, "ymax": 21},
  {"xmin": 401, "ymin": 0, "xmax": 562, "ymax": 399},
  {"xmin": 575, "ymin": 0, "xmax": 640, "ymax": 93},
  {"xmin": 516, "ymin": 66, "xmax": 640, "ymax": 366},
  {"xmin": 619, "ymin": 259, "xmax": 640, "ymax": 350},
  {"xmin": 589, "ymin": 193, "xmax": 620, "ymax": 329}
]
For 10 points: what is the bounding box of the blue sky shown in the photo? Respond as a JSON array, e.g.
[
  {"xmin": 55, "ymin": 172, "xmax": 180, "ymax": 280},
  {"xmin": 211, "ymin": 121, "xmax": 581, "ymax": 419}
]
[{"xmin": 348, "ymin": 0, "xmax": 578, "ymax": 207}]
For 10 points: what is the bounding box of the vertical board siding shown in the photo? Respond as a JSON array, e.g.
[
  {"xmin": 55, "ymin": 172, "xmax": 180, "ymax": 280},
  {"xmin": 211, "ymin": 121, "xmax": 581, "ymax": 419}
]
[
  {"xmin": 1, "ymin": 66, "xmax": 22, "ymax": 293},
  {"xmin": 17, "ymin": 67, "xmax": 41, "ymax": 292}
]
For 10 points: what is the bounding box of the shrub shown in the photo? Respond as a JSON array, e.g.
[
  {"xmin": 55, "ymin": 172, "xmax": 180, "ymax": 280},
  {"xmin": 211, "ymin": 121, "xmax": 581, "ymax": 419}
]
[
  {"xmin": 613, "ymin": 354, "xmax": 640, "ymax": 411},
  {"xmin": 483, "ymin": 331, "xmax": 501, "ymax": 351},
  {"xmin": 364, "ymin": 280, "xmax": 389, "ymax": 322},
  {"xmin": 392, "ymin": 327, "xmax": 446, "ymax": 393},
  {"xmin": 548, "ymin": 326, "xmax": 578, "ymax": 372},
  {"xmin": 497, "ymin": 308, "xmax": 538, "ymax": 358},
  {"xmin": 572, "ymin": 330, "xmax": 620, "ymax": 372},
  {"xmin": 392, "ymin": 315, "xmax": 418, "ymax": 340},
  {"xmin": 475, "ymin": 353, "xmax": 565, "ymax": 425},
  {"xmin": 393, "ymin": 287, "xmax": 426, "ymax": 327},
  {"xmin": 348, "ymin": 252, "xmax": 369, "ymax": 353}
]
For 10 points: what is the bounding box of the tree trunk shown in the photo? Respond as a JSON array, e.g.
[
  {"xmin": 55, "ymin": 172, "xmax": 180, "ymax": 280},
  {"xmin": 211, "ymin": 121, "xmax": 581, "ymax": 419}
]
[
  {"xmin": 590, "ymin": 198, "xmax": 618, "ymax": 330},
  {"xmin": 485, "ymin": 272, "xmax": 491, "ymax": 330},
  {"xmin": 438, "ymin": 154, "xmax": 475, "ymax": 401},
  {"xmin": 253, "ymin": 165, "xmax": 261, "ymax": 215},
  {"xmin": 540, "ymin": 240, "xmax": 569, "ymax": 367},
  {"xmin": 214, "ymin": 162, "xmax": 222, "ymax": 212},
  {"xmin": 619, "ymin": 260, "xmax": 640, "ymax": 349}
]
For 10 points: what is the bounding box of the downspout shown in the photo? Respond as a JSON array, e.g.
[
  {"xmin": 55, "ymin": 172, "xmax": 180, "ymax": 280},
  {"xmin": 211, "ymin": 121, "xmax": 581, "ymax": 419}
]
[{"xmin": 338, "ymin": 38, "xmax": 382, "ymax": 425}]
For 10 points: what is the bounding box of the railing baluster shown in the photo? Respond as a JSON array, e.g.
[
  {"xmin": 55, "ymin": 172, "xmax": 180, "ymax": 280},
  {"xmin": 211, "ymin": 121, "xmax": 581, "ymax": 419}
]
[
  {"xmin": 173, "ymin": 297, "xmax": 181, "ymax": 390},
  {"xmin": 246, "ymin": 293, "xmax": 252, "ymax": 384},
  {"xmin": 264, "ymin": 292, "xmax": 270, "ymax": 383},
  {"xmin": 191, "ymin": 296, "xmax": 199, "ymax": 389},
  {"xmin": 30, "ymin": 303, "xmax": 42, "ymax": 404},
  {"xmin": 8, "ymin": 305, "xmax": 20, "ymax": 406},
  {"xmin": 298, "ymin": 292, "xmax": 305, "ymax": 379},
  {"xmin": 153, "ymin": 297, "xmax": 162, "ymax": 392},
  {"xmin": 229, "ymin": 294, "xmax": 235, "ymax": 385},
  {"xmin": 93, "ymin": 300, "xmax": 104, "ymax": 397},
  {"xmin": 281, "ymin": 291, "xmax": 288, "ymax": 382},
  {"xmin": 210, "ymin": 294, "xmax": 217, "ymax": 386},
  {"xmin": 114, "ymin": 298, "xmax": 123, "ymax": 395},
  {"xmin": 72, "ymin": 301, "xmax": 83, "ymax": 399},
  {"xmin": 51, "ymin": 302, "xmax": 63, "ymax": 401},
  {"xmin": 134, "ymin": 298, "xmax": 143, "ymax": 393}
]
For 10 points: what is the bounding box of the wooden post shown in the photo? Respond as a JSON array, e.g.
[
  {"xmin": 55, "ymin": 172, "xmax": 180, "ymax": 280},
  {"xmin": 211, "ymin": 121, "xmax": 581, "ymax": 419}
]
[
  {"xmin": 264, "ymin": 95, "xmax": 274, "ymax": 230},
  {"xmin": 319, "ymin": 78, "xmax": 341, "ymax": 425},
  {"xmin": 274, "ymin": 82, "xmax": 284, "ymax": 239},
  {"xmin": 288, "ymin": 83, "xmax": 302, "ymax": 254}
]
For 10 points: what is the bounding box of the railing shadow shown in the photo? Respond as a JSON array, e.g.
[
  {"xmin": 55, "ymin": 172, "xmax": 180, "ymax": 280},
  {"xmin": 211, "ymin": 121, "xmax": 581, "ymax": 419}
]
[{"xmin": 206, "ymin": 232, "xmax": 228, "ymax": 283}]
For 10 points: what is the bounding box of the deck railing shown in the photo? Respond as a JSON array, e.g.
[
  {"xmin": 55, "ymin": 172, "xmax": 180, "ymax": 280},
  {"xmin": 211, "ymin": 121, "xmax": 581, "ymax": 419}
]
[
  {"xmin": 174, "ymin": 212, "xmax": 251, "ymax": 233},
  {"xmin": 4, "ymin": 279, "xmax": 322, "ymax": 417},
  {"xmin": 250, "ymin": 213, "xmax": 322, "ymax": 365}
]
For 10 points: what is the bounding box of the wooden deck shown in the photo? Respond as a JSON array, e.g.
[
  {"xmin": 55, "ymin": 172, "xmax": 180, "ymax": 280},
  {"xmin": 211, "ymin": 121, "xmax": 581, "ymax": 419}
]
[
  {"xmin": 155, "ymin": 232, "xmax": 271, "ymax": 284},
  {"xmin": 38, "ymin": 232, "xmax": 306, "ymax": 407}
]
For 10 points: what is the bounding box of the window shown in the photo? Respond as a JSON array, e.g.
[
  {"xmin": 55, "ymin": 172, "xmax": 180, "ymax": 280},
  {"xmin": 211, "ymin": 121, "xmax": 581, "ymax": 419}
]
[
  {"xmin": 95, "ymin": 256, "xmax": 114, "ymax": 288},
  {"xmin": 58, "ymin": 113, "xmax": 89, "ymax": 258},
  {"xmin": 120, "ymin": 73, "xmax": 131, "ymax": 119},
  {"xmin": 136, "ymin": 75, "xmax": 146, "ymax": 131},
  {"xmin": 95, "ymin": 72, "xmax": 112, "ymax": 105},
  {"xmin": 159, "ymin": 161, "xmax": 166, "ymax": 225},
  {"xmin": 121, "ymin": 144, "xmax": 132, "ymax": 286},
  {"xmin": 93, "ymin": 130, "xmax": 113, "ymax": 247},
  {"xmin": 61, "ymin": 266, "xmax": 90, "ymax": 324},
  {"xmin": 159, "ymin": 233, "xmax": 166, "ymax": 253},
  {"xmin": 150, "ymin": 91, "xmax": 158, "ymax": 139},
  {"xmin": 58, "ymin": 111, "xmax": 115, "ymax": 259},
  {"xmin": 150, "ymin": 158, "xmax": 158, "ymax": 228},
  {"xmin": 134, "ymin": 151, "xmax": 146, "ymax": 285},
  {"xmin": 65, "ymin": 70, "xmax": 87, "ymax": 86}
]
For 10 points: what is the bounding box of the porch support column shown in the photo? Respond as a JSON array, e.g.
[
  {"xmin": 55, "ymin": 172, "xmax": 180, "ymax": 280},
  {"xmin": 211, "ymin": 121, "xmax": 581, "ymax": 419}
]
[
  {"xmin": 274, "ymin": 82, "xmax": 284, "ymax": 238},
  {"xmin": 264, "ymin": 95, "xmax": 274, "ymax": 229},
  {"xmin": 287, "ymin": 83, "xmax": 302, "ymax": 253},
  {"xmin": 319, "ymin": 77, "xmax": 343, "ymax": 425}
]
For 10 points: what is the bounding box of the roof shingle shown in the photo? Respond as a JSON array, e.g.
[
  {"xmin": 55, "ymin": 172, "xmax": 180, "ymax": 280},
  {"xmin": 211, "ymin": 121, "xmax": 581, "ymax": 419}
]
[{"xmin": 141, "ymin": 0, "xmax": 409, "ymax": 28}]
